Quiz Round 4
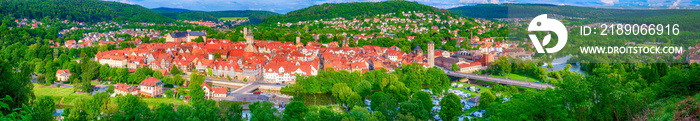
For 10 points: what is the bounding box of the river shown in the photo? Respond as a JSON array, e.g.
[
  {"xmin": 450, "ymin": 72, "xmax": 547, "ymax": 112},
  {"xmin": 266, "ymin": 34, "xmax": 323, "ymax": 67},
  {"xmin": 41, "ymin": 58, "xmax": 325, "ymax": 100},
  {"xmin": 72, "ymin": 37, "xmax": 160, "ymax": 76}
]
[{"xmin": 541, "ymin": 54, "xmax": 583, "ymax": 73}]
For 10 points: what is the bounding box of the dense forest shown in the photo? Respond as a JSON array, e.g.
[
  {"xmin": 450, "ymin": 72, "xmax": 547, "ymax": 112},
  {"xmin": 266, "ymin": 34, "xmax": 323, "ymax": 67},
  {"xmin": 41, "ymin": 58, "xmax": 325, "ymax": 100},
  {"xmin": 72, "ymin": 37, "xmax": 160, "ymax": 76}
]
[
  {"xmin": 261, "ymin": 1, "xmax": 458, "ymax": 24},
  {"xmin": 207, "ymin": 10, "xmax": 280, "ymax": 24},
  {"xmin": 158, "ymin": 11, "xmax": 219, "ymax": 22},
  {"xmin": 0, "ymin": 0, "xmax": 174, "ymax": 23},
  {"xmin": 151, "ymin": 7, "xmax": 280, "ymax": 24}
]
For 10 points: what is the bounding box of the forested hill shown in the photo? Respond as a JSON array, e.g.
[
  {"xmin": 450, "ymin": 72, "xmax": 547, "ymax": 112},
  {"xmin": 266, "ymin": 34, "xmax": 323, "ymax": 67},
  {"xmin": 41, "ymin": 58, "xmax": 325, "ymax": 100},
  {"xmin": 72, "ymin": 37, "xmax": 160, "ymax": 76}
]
[
  {"xmin": 150, "ymin": 8, "xmax": 279, "ymax": 24},
  {"xmin": 151, "ymin": 7, "xmax": 191, "ymax": 12},
  {"xmin": 207, "ymin": 10, "xmax": 280, "ymax": 24},
  {"xmin": 0, "ymin": 0, "xmax": 174, "ymax": 23},
  {"xmin": 448, "ymin": 4, "xmax": 700, "ymax": 24},
  {"xmin": 261, "ymin": 1, "xmax": 458, "ymax": 24},
  {"xmin": 157, "ymin": 11, "xmax": 219, "ymax": 22}
]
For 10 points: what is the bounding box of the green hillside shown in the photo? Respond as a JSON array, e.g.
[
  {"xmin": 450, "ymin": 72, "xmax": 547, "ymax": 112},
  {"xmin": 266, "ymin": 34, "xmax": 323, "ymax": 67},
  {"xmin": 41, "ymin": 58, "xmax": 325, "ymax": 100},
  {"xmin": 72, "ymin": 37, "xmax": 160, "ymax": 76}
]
[
  {"xmin": 159, "ymin": 11, "xmax": 219, "ymax": 22},
  {"xmin": 149, "ymin": 8, "xmax": 278, "ymax": 24},
  {"xmin": 0, "ymin": 0, "xmax": 173, "ymax": 23},
  {"xmin": 207, "ymin": 10, "xmax": 280, "ymax": 24},
  {"xmin": 262, "ymin": 1, "xmax": 458, "ymax": 24}
]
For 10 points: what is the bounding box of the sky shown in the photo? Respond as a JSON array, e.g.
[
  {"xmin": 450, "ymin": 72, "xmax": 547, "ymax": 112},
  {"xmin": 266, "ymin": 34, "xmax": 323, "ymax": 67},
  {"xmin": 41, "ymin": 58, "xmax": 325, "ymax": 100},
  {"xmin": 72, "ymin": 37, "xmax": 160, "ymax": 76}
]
[{"xmin": 106, "ymin": 0, "xmax": 700, "ymax": 14}]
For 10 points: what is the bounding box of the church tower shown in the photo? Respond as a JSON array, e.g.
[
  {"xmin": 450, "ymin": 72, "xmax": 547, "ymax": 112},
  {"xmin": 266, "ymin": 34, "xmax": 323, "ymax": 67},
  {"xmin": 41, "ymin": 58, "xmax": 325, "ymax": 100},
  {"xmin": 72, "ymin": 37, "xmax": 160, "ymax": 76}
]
[
  {"xmin": 295, "ymin": 37, "xmax": 303, "ymax": 47},
  {"xmin": 427, "ymin": 41, "xmax": 435, "ymax": 67},
  {"xmin": 243, "ymin": 27, "xmax": 257, "ymax": 53}
]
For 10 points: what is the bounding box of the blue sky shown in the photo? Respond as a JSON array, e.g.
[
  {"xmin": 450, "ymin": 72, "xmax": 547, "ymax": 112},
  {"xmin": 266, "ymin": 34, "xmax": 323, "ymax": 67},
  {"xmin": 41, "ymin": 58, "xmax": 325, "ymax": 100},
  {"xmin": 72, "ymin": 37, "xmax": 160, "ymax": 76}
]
[{"xmin": 106, "ymin": 0, "xmax": 700, "ymax": 13}]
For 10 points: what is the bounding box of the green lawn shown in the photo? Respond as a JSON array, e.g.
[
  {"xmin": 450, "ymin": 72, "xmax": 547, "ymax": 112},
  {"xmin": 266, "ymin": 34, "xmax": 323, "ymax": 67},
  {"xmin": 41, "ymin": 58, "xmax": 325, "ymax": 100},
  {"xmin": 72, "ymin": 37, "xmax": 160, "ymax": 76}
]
[
  {"xmin": 219, "ymin": 17, "xmax": 248, "ymax": 21},
  {"xmin": 489, "ymin": 73, "xmax": 539, "ymax": 82},
  {"xmin": 34, "ymin": 84, "xmax": 88, "ymax": 106},
  {"xmin": 33, "ymin": 83, "xmax": 186, "ymax": 108}
]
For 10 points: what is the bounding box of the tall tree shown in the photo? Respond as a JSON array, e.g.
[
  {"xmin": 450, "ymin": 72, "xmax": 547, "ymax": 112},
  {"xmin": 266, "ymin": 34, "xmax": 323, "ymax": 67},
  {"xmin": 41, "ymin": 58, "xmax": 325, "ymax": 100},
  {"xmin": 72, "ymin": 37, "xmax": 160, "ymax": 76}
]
[
  {"xmin": 249, "ymin": 101, "xmax": 279, "ymax": 121},
  {"xmin": 283, "ymin": 101, "xmax": 308, "ymax": 121},
  {"xmin": 439, "ymin": 93, "xmax": 463, "ymax": 121},
  {"xmin": 32, "ymin": 96, "xmax": 55, "ymax": 121},
  {"xmin": 152, "ymin": 103, "xmax": 177, "ymax": 121},
  {"xmin": 353, "ymin": 80, "xmax": 372, "ymax": 99}
]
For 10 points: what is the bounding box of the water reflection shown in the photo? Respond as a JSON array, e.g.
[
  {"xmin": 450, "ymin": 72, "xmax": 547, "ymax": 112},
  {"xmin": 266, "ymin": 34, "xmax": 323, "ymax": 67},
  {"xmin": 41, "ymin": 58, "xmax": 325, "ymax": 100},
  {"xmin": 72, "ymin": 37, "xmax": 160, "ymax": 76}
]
[{"xmin": 542, "ymin": 54, "xmax": 583, "ymax": 73}]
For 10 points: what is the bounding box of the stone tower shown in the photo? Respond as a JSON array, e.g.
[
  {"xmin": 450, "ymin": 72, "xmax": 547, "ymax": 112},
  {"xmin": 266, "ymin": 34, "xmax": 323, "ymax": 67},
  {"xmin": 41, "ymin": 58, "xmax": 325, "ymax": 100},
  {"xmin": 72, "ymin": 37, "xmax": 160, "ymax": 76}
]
[
  {"xmin": 427, "ymin": 41, "xmax": 435, "ymax": 67},
  {"xmin": 243, "ymin": 27, "xmax": 257, "ymax": 53},
  {"xmin": 295, "ymin": 36, "xmax": 302, "ymax": 47}
]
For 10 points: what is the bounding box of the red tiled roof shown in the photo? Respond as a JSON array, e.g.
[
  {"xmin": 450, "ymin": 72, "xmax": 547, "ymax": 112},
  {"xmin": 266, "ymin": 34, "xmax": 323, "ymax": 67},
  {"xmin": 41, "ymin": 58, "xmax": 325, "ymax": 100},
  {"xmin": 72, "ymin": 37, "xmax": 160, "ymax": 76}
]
[
  {"xmin": 212, "ymin": 88, "xmax": 227, "ymax": 94},
  {"xmin": 115, "ymin": 83, "xmax": 138, "ymax": 92},
  {"xmin": 201, "ymin": 82, "xmax": 212, "ymax": 89},
  {"xmin": 57, "ymin": 69, "xmax": 70, "ymax": 74},
  {"xmin": 140, "ymin": 77, "xmax": 161, "ymax": 87}
]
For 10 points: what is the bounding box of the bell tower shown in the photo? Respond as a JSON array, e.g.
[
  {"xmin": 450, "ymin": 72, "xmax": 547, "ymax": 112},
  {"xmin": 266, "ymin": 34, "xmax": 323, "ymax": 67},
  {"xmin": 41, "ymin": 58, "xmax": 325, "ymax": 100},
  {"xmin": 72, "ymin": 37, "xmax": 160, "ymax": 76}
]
[{"xmin": 243, "ymin": 27, "xmax": 257, "ymax": 53}]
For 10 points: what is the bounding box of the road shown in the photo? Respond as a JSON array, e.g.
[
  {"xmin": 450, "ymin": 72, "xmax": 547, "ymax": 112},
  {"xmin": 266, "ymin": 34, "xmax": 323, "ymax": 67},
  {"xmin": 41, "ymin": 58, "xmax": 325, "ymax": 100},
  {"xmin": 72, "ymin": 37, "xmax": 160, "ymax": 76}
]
[
  {"xmin": 444, "ymin": 71, "xmax": 554, "ymax": 89},
  {"xmin": 181, "ymin": 74, "xmax": 291, "ymax": 106}
]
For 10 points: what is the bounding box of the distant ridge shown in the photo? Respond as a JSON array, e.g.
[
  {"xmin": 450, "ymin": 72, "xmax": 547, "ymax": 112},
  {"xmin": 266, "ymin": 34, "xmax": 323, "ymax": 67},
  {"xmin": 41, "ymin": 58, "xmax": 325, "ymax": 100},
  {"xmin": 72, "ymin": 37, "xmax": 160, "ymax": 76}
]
[
  {"xmin": 151, "ymin": 7, "xmax": 192, "ymax": 12},
  {"xmin": 262, "ymin": 1, "xmax": 458, "ymax": 24},
  {"xmin": 0, "ymin": 0, "xmax": 173, "ymax": 23}
]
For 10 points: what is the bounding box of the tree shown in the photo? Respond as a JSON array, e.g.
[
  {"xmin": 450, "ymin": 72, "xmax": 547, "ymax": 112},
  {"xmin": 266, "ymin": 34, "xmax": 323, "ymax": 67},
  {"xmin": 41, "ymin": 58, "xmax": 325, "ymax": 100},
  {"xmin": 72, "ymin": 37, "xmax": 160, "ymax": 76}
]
[
  {"xmin": 36, "ymin": 74, "xmax": 46, "ymax": 84},
  {"xmin": 479, "ymin": 90, "xmax": 496, "ymax": 108},
  {"xmin": 0, "ymin": 60, "xmax": 35, "ymax": 114},
  {"xmin": 249, "ymin": 101, "xmax": 279, "ymax": 121},
  {"xmin": 173, "ymin": 74, "xmax": 185, "ymax": 86},
  {"xmin": 79, "ymin": 81, "xmax": 93, "ymax": 93},
  {"xmin": 492, "ymin": 57, "xmax": 511, "ymax": 76},
  {"xmin": 439, "ymin": 93, "xmax": 463, "ymax": 121},
  {"xmin": 452, "ymin": 63, "xmax": 460, "ymax": 72},
  {"xmin": 386, "ymin": 80, "xmax": 411, "ymax": 102},
  {"xmin": 353, "ymin": 80, "xmax": 372, "ymax": 99},
  {"xmin": 152, "ymin": 70, "xmax": 164, "ymax": 79},
  {"xmin": 152, "ymin": 103, "xmax": 176, "ymax": 121},
  {"xmin": 32, "ymin": 96, "xmax": 55, "ymax": 121},
  {"xmin": 371, "ymin": 92, "xmax": 398, "ymax": 120},
  {"xmin": 99, "ymin": 64, "xmax": 111, "ymax": 79},
  {"xmin": 170, "ymin": 65, "xmax": 181, "ymax": 75},
  {"xmin": 426, "ymin": 67, "xmax": 450, "ymax": 95},
  {"xmin": 115, "ymin": 68, "xmax": 129, "ymax": 83},
  {"xmin": 113, "ymin": 94, "xmax": 151, "ymax": 120},
  {"xmin": 399, "ymin": 99, "xmax": 429, "ymax": 120},
  {"xmin": 128, "ymin": 67, "xmax": 152, "ymax": 84},
  {"xmin": 193, "ymin": 36, "xmax": 205, "ymax": 43},
  {"xmin": 107, "ymin": 85, "xmax": 114, "ymax": 93},
  {"xmin": 332, "ymin": 83, "xmax": 361, "ymax": 109},
  {"xmin": 164, "ymin": 90, "xmax": 174, "ymax": 98},
  {"xmin": 413, "ymin": 91, "xmax": 433, "ymax": 112},
  {"xmin": 224, "ymin": 103, "xmax": 243, "ymax": 121},
  {"xmin": 283, "ymin": 101, "xmax": 308, "ymax": 121}
]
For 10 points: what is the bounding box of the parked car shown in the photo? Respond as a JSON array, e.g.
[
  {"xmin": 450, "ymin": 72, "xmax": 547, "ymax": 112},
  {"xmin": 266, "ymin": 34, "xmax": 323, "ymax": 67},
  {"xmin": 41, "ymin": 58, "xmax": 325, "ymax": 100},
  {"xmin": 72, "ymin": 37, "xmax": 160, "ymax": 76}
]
[{"xmin": 253, "ymin": 91, "xmax": 261, "ymax": 94}]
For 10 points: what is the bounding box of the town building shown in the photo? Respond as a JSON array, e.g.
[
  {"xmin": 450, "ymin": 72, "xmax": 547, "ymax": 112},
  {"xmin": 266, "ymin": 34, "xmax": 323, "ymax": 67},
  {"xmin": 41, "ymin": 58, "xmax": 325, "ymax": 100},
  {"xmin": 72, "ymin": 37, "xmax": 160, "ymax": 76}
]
[
  {"xmin": 139, "ymin": 77, "xmax": 164, "ymax": 97},
  {"xmin": 457, "ymin": 61, "xmax": 483, "ymax": 73},
  {"xmin": 56, "ymin": 69, "xmax": 71, "ymax": 82},
  {"xmin": 114, "ymin": 83, "xmax": 139, "ymax": 96},
  {"xmin": 201, "ymin": 82, "xmax": 228, "ymax": 99},
  {"xmin": 165, "ymin": 30, "xmax": 207, "ymax": 43}
]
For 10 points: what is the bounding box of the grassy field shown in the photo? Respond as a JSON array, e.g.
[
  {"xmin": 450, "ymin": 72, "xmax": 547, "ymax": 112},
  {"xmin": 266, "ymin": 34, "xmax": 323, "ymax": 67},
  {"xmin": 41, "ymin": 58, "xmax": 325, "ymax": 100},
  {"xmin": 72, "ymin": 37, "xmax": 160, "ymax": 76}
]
[
  {"xmin": 33, "ymin": 83, "xmax": 186, "ymax": 108},
  {"xmin": 34, "ymin": 84, "xmax": 89, "ymax": 106},
  {"xmin": 489, "ymin": 73, "xmax": 539, "ymax": 82},
  {"xmin": 219, "ymin": 17, "xmax": 248, "ymax": 21}
]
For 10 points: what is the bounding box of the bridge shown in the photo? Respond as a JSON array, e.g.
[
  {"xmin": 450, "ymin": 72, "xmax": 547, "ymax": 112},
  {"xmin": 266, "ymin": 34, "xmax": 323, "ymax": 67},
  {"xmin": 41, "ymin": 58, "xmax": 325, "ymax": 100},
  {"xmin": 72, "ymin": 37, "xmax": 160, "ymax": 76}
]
[{"xmin": 445, "ymin": 71, "xmax": 554, "ymax": 89}]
